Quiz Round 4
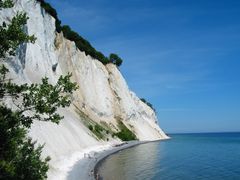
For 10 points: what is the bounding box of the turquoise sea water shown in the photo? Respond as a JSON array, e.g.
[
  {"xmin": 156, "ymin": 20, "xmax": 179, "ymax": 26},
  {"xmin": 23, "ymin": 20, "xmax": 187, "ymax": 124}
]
[{"xmin": 97, "ymin": 133, "xmax": 240, "ymax": 180}]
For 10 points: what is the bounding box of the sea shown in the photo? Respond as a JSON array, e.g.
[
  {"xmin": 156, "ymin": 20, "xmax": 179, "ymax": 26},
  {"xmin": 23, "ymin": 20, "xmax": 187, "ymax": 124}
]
[{"xmin": 96, "ymin": 132, "xmax": 240, "ymax": 180}]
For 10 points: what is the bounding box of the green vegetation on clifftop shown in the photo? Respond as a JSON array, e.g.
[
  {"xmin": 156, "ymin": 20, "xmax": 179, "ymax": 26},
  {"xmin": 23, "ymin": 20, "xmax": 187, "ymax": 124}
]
[
  {"xmin": 61, "ymin": 25, "xmax": 109, "ymax": 65},
  {"xmin": 36, "ymin": 0, "xmax": 61, "ymax": 32},
  {"xmin": 36, "ymin": 0, "xmax": 123, "ymax": 66},
  {"xmin": 140, "ymin": 98, "xmax": 156, "ymax": 112}
]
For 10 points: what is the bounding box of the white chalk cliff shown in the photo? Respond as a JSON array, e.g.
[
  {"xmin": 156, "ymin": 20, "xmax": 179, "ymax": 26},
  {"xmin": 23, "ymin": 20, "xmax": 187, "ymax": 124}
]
[{"xmin": 0, "ymin": 0, "xmax": 168, "ymax": 179}]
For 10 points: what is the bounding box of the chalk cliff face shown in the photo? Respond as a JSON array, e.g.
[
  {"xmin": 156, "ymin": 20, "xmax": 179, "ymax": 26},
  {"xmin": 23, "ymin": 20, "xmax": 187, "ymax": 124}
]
[{"xmin": 1, "ymin": 0, "xmax": 168, "ymax": 176}]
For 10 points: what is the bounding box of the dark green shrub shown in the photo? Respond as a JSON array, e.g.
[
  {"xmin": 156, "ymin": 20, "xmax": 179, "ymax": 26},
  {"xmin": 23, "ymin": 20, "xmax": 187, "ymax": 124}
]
[
  {"xmin": 140, "ymin": 98, "xmax": 156, "ymax": 112},
  {"xmin": 0, "ymin": 2, "xmax": 78, "ymax": 178},
  {"xmin": 114, "ymin": 121, "xmax": 137, "ymax": 141},
  {"xmin": 61, "ymin": 25, "xmax": 110, "ymax": 64},
  {"xmin": 92, "ymin": 124, "xmax": 104, "ymax": 139},
  {"xmin": 38, "ymin": 0, "xmax": 57, "ymax": 18},
  {"xmin": 109, "ymin": 53, "xmax": 123, "ymax": 66},
  {"xmin": 94, "ymin": 124, "xmax": 104, "ymax": 133},
  {"xmin": 87, "ymin": 123, "xmax": 106, "ymax": 140},
  {"xmin": 37, "ymin": 0, "xmax": 123, "ymax": 66},
  {"xmin": 36, "ymin": 0, "xmax": 62, "ymax": 33},
  {"xmin": 88, "ymin": 125, "xmax": 93, "ymax": 131}
]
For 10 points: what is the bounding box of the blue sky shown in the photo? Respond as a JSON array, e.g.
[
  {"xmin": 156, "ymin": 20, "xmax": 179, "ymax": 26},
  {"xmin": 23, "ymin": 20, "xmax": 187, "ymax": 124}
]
[{"xmin": 48, "ymin": 0, "xmax": 240, "ymax": 133}]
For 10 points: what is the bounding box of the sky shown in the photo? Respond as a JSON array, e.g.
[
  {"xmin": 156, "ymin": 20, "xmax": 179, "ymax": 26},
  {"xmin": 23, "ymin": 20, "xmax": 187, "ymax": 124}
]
[{"xmin": 47, "ymin": 0, "xmax": 240, "ymax": 133}]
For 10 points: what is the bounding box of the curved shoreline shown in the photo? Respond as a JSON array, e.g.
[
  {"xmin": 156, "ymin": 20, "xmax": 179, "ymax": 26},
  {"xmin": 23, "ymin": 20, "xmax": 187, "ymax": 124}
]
[
  {"xmin": 93, "ymin": 141, "xmax": 148, "ymax": 179},
  {"xmin": 66, "ymin": 141, "xmax": 145, "ymax": 180},
  {"xmin": 66, "ymin": 138, "xmax": 170, "ymax": 180},
  {"xmin": 93, "ymin": 139, "xmax": 170, "ymax": 180}
]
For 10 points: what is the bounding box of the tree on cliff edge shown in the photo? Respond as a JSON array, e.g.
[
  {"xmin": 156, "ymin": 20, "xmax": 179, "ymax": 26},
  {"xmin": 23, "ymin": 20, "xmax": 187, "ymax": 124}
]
[
  {"xmin": 109, "ymin": 53, "xmax": 123, "ymax": 67},
  {"xmin": 0, "ymin": 1, "xmax": 77, "ymax": 179}
]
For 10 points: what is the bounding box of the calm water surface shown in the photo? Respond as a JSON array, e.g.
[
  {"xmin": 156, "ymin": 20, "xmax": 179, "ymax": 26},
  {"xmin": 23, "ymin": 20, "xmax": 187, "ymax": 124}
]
[{"xmin": 97, "ymin": 133, "xmax": 240, "ymax": 180}]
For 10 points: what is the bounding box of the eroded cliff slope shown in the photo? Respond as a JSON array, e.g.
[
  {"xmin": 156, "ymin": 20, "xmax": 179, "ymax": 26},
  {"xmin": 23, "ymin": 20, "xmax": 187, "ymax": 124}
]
[{"xmin": 0, "ymin": 0, "xmax": 168, "ymax": 177}]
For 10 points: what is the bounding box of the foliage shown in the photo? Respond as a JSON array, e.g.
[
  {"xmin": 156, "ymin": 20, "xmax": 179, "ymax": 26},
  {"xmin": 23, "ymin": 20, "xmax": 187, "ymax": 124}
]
[
  {"xmin": 0, "ymin": 65, "xmax": 77, "ymax": 179},
  {"xmin": 109, "ymin": 53, "xmax": 123, "ymax": 67},
  {"xmin": 0, "ymin": 0, "xmax": 13, "ymax": 8},
  {"xmin": 0, "ymin": 67, "xmax": 77, "ymax": 125},
  {"xmin": 87, "ymin": 123, "xmax": 102, "ymax": 139},
  {"xmin": 0, "ymin": 106, "xmax": 50, "ymax": 179},
  {"xmin": 93, "ymin": 124, "xmax": 105, "ymax": 139},
  {"xmin": 83, "ymin": 114, "xmax": 137, "ymax": 141},
  {"xmin": 0, "ymin": 1, "xmax": 77, "ymax": 179},
  {"xmin": 94, "ymin": 124, "xmax": 104, "ymax": 133},
  {"xmin": 61, "ymin": 25, "xmax": 110, "ymax": 64},
  {"xmin": 74, "ymin": 107, "xmax": 113, "ymax": 140},
  {"xmin": 88, "ymin": 123, "xmax": 106, "ymax": 140},
  {"xmin": 36, "ymin": 0, "xmax": 61, "ymax": 32},
  {"xmin": 114, "ymin": 121, "xmax": 137, "ymax": 141},
  {"xmin": 0, "ymin": 11, "xmax": 36, "ymax": 57},
  {"xmin": 88, "ymin": 124, "xmax": 93, "ymax": 131},
  {"xmin": 140, "ymin": 98, "xmax": 156, "ymax": 112},
  {"xmin": 36, "ymin": 0, "xmax": 124, "ymax": 66}
]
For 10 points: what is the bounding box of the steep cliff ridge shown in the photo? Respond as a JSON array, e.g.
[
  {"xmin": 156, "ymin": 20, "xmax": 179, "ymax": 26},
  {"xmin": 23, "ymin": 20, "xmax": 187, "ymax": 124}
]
[{"xmin": 1, "ymin": 0, "xmax": 168, "ymax": 178}]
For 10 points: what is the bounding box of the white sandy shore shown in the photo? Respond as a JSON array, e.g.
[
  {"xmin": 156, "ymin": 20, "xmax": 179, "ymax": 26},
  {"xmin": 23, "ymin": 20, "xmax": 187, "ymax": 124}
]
[
  {"xmin": 47, "ymin": 141, "xmax": 146, "ymax": 180},
  {"xmin": 47, "ymin": 142, "xmax": 115, "ymax": 180},
  {"xmin": 47, "ymin": 138, "xmax": 170, "ymax": 180},
  {"xmin": 66, "ymin": 141, "xmax": 154, "ymax": 180}
]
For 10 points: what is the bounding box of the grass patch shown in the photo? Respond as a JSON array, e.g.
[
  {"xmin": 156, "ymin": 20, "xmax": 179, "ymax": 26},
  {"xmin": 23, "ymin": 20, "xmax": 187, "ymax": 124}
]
[
  {"xmin": 74, "ymin": 105, "xmax": 137, "ymax": 141},
  {"xmin": 100, "ymin": 121, "xmax": 115, "ymax": 134},
  {"xmin": 89, "ymin": 124, "xmax": 105, "ymax": 139},
  {"xmin": 114, "ymin": 121, "xmax": 137, "ymax": 141},
  {"xmin": 74, "ymin": 105, "xmax": 111, "ymax": 140}
]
